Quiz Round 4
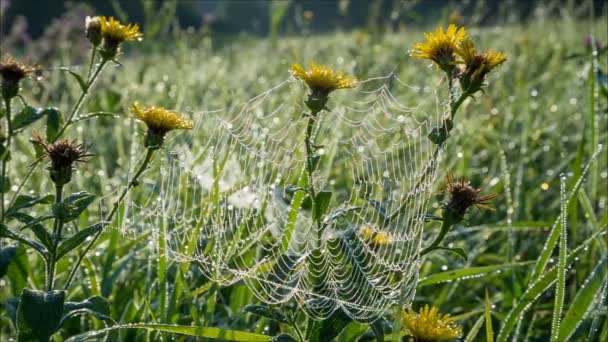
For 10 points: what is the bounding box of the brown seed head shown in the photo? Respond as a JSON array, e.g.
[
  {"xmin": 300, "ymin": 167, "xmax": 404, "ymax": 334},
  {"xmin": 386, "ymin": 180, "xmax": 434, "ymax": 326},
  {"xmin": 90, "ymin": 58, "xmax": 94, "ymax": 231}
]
[
  {"xmin": 444, "ymin": 175, "xmax": 496, "ymax": 218},
  {"xmin": 34, "ymin": 133, "xmax": 92, "ymax": 186},
  {"xmin": 0, "ymin": 54, "xmax": 38, "ymax": 83}
]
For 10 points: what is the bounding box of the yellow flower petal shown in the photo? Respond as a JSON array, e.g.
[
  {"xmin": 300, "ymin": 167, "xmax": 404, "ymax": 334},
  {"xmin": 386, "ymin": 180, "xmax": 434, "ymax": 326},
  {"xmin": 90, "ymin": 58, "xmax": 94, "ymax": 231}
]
[
  {"xmin": 290, "ymin": 60, "xmax": 357, "ymax": 94},
  {"xmin": 402, "ymin": 304, "xmax": 462, "ymax": 341},
  {"xmin": 129, "ymin": 103, "xmax": 193, "ymax": 133}
]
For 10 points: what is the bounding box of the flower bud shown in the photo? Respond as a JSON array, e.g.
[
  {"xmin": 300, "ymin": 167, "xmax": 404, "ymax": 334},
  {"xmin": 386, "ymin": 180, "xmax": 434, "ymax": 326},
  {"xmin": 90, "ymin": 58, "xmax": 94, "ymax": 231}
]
[
  {"xmin": 34, "ymin": 134, "xmax": 91, "ymax": 187},
  {"xmin": 85, "ymin": 16, "xmax": 102, "ymax": 46}
]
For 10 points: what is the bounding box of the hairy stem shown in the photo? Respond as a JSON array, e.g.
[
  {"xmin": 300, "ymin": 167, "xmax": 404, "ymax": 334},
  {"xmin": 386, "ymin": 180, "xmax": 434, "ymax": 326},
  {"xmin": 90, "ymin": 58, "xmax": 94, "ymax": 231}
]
[
  {"xmin": 1, "ymin": 97, "xmax": 12, "ymax": 223},
  {"xmin": 304, "ymin": 111, "xmax": 322, "ymax": 244},
  {"xmin": 64, "ymin": 148, "xmax": 156, "ymax": 290},
  {"xmin": 46, "ymin": 184, "xmax": 64, "ymax": 291}
]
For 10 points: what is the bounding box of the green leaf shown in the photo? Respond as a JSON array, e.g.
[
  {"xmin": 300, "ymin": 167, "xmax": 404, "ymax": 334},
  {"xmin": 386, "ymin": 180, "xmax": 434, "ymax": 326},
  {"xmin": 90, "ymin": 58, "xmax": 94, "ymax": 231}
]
[
  {"xmin": 307, "ymin": 308, "xmax": 353, "ymax": 342},
  {"xmin": 0, "ymin": 224, "xmax": 48, "ymax": 257},
  {"xmin": 464, "ymin": 314, "xmax": 485, "ymax": 342},
  {"xmin": 431, "ymin": 246, "xmax": 468, "ymax": 260},
  {"xmin": 65, "ymin": 323, "xmax": 271, "ymax": 342},
  {"xmin": 17, "ymin": 289, "xmax": 66, "ymax": 342},
  {"xmin": 243, "ymin": 304, "xmax": 289, "ymax": 324},
  {"xmin": 485, "ymin": 289, "xmax": 494, "ymax": 342},
  {"xmin": 46, "ymin": 108, "xmax": 63, "ymax": 142},
  {"xmin": 0, "ymin": 244, "xmax": 18, "ymax": 278},
  {"xmin": 417, "ymin": 261, "xmax": 533, "ymax": 287},
  {"xmin": 62, "ymin": 192, "xmax": 97, "ymax": 222},
  {"xmin": 60, "ymin": 67, "xmax": 87, "ymax": 92},
  {"xmin": 0, "ymin": 173, "xmax": 10, "ymax": 193},
  {"xmin": 6, "ymin": 244, "xmax": 28, "ymax": 294},
  {"xmin": 11, "ymin": 106, "xmax": 46, "ymax": 132},
  {"xmin": 6, "ymin": 194, "xmax": 54, "ymax": 216},
  {"xmin": 313, "ymin": 190, "xmax": 332, "ymax": 221},
  {"xmin": 15, "ymin": 213, "xmax": 54, "ymax": 250},
  {"xmin": 558, "ymin": 256, "xmax": 608, "ymax": 341},
  {"xmin": 61, "ymin": 295, "xmax": 114, "ymax": 326},
  {"xmin": 56, "ymin": 222, "xmax": 104, "ymax": 260},
  {"xmin": 271, "ymin": 333, "xmax": 297, "ymax": 342},
  {"xmin": 496, "ymin": 228, "xmax": 605, "ymax": 342}
]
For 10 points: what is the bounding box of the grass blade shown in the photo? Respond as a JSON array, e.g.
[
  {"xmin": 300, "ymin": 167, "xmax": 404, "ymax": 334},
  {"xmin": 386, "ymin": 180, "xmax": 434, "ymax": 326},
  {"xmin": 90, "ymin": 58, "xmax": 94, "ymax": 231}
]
[
  {"xmin": 417, "ymin": 261, "xmax": 533, "ymax": 288},
  {"xmin": 464, "ymin": 314, "xmax": 485, "ymax": 342},
  {"xmin": 485, "ymin": 289, "xmax": 494, "ymax": 342},
  {"xmin": 558, "ymin": 256, "xmax": 608, "ymax": 341},
  {"xmin": 496, "ymin": 227, "xmax": 606, "ymax": 342},
  {"xmin": 550, "ymin": 176, "xmax": 568, "ymax": 341},
  {"xmin": 66, "ymin": 323, "xmax": 271, "ymax": 341}
]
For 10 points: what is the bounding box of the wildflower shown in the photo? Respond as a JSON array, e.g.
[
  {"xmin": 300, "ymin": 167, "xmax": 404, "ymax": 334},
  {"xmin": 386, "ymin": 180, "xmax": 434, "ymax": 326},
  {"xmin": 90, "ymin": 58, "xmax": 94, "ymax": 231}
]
[
  {"xmin": 456, "ymin": 39, "xmax": 507, "ymax": 93},
  {"xmin": 34, "ymin": 133, "xmax": 92, "ymax": 186},
  {"xmin": 290, "ymin": 61, "xmax": 356, "ymax": 112},
  {"xmin": 443, "ymin": 175, "xmax": 496, "ymax": 225},
  {"xmin": 85, "ymin": 16, "xmax": 103, "ymax": 46},
  {"xmin": 359, "ymin": 225, "xmax": 391, "ymax": 248},
  {"xmin": 0, "ymin": 55, "xmax": 38, "ymax": 100},
  {"xmin": 411, "ymin": 24, "xmax": 467, "ymax": 74},
  {"xmin": 402, "ymin": 305, "xmax": 462, "ymax": 342},
  {"xmin": 99, "ymin": 16, "xmax": 143, "ymax": 59},
  {"xmin": 129, "ymin": 103, "xmax": 194, "ymax": 149}
]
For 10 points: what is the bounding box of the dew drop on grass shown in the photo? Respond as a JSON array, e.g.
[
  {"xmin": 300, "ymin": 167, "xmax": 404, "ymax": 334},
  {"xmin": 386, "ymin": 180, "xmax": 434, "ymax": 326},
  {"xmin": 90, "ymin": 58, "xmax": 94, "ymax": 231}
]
[{"xmin": 441, "ymin": 265, "xmax": 448, "ymax": 271}]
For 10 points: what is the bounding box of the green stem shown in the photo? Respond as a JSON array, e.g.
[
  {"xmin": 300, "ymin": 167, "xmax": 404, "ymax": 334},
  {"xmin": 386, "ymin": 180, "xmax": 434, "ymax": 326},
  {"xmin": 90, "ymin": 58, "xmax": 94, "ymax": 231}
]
[
  {"xmin": 54, "ymin": 58, "xmax": 107, "ymax": 142},
  {"xmin": 304, "ymin": 111, "xmax": 322, "ymax": 244},
  {"xmin": 417, "ymin": 219, "xmax": 451, "ymax": 258},
  {"xmin": 46, "ymin": 184, "xmax": 64, "ymax": 291},
  {"xmin": 1, "ymin": 97, "xmax": 11, "ymax": 223},
  {"xmin": 64, "ymin": 148, "xmax": 156, "ymax": 290}
]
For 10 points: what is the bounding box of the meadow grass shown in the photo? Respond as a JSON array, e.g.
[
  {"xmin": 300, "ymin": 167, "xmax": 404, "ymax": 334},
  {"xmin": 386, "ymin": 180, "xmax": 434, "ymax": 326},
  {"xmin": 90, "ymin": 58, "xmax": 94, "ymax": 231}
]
[{"xmin": 0, "ymin": 11, "xmax": 607, "ymax": 342}]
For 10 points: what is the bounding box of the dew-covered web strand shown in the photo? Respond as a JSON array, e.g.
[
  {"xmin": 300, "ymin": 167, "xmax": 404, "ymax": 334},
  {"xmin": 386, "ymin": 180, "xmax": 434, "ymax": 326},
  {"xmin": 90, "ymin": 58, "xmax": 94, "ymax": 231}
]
[{"xmin": 117, "ymin": 73, "xmax": 445, "ymax": 321}]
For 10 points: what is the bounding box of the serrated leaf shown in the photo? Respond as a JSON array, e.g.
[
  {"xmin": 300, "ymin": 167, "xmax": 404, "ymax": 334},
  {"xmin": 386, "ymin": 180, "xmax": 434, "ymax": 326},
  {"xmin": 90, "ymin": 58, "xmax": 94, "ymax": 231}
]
[
  {"xmin": 17, "ymin": 289, "xmax": 66, "ymax": 342},
  {"xmin": 60, "ymin": 67, "xmax": 87, "ymax": 91},
  {"xmin": 313, "ymin": 190, "xmax": 332, "ymax": 221},
  {"xmin": 56, "ymin": 222, "xmax": 104, "ymax": 260}
]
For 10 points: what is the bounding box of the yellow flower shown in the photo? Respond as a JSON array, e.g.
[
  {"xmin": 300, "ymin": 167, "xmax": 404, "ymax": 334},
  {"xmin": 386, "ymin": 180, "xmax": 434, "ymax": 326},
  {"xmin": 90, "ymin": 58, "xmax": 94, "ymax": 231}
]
[
  {"xmin": 100, "ymin": 16, "xmax": 143, "ymax": 44},
  {"xmin": 290, "ymin": 61, "xmax": 357, "ymax": 95},
  {"xmin": 411, "ymin": 24, "xmax": 468, "ymax": 72},
  {"xmin": 456, "ymin": 39, "xmax": 507, "ymax": 92},
  {"xmin": 98, "ymin": 16, "xmax": 143, "ymax": 59},
  {"xmin": 402, "ymin": 305, "xmax": 462, "ymax": 342},
  {"xmin": 359, "ymin": 226, "xmax": 391, "ymax": 247},
  {"xmin": 129, "ymin": 103, "xmax": 193, "ymax": 148}
]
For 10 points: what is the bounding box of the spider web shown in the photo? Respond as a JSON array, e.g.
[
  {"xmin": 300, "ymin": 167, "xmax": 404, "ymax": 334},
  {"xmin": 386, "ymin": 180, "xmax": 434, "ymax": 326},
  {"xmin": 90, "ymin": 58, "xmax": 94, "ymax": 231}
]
[{"xmin": 116, "ymin": 73, "xmax": 445, "ymax": 322}]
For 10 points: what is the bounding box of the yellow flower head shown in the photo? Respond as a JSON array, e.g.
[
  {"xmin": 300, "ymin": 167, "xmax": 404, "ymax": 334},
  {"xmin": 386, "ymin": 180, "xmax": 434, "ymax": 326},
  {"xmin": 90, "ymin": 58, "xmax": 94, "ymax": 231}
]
[
  {"xmin": 100, "ymin": 16, "xmax": 143, "ymax": 44},
  {"xmin": 402, "ymin": 305, "xmax": 462, "ymax": 342},
  {"xmin": 290, "ymin": 61, "xmax": 357, "ymax": 96},
  {"xmin": 456, "ymin": 39, "xmax": 507, "ymax": 92},
  {"xmin": 359, "ymin": 225, "xmax": 391, "ymax": 248},
  {"xmin": 130, "ymin": 103, "xmax": 193, "ymax": 133},
  {"xmin": 98, "ymin": 16, "xmax": 143, "ymax": 59},
  {"xmin": 411, "ymin": 24, "xmax": 468, "ymax": 72},
  {"xmin": 129, "ymin": 103, "xmax": 193, "ymax": 148},
  {"xmin": 0, "ymin": 54, "xmax": 38, "ymax": 83}
]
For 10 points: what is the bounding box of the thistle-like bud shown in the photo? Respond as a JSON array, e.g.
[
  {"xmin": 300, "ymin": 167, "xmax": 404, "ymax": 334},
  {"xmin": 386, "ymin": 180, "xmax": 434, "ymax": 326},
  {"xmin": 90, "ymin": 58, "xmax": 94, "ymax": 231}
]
[
  {"xmin": 0, "ymin": 55, "xmax": 38, "ymax": 101},
  {"xmin": 443, "ymin": 175, "xmax": 496, "ymax": 225},
  {"xmin": 85, "ymin": 16, "xmax": 103, "ymax": 47},
  {"xmin": 34, "ymin": 134, "xmax": 92, "ymax": 187}
]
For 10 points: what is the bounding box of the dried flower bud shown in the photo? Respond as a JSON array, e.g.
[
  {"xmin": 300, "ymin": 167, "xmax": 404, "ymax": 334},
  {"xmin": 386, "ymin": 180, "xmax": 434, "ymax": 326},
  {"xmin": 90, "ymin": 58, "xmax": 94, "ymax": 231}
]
[
  {"xmin": 0, "ymin": 55, "xmax": 38, "ymax": 100},
  {"xmin": 34, "ymin": 134, "xmax": 92, "ymax": 187},
  {"xmin": 85, "ymin": 16, "xmax": 103, "ymax": 46},
  {"xmin": 443, "ymin": 175, "xmax": 496, "ymax": 224}
]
